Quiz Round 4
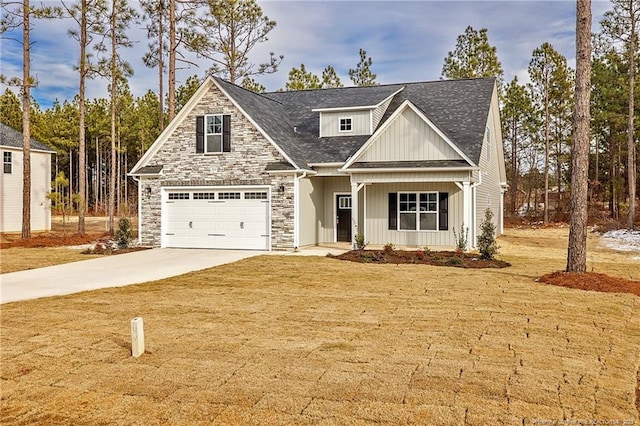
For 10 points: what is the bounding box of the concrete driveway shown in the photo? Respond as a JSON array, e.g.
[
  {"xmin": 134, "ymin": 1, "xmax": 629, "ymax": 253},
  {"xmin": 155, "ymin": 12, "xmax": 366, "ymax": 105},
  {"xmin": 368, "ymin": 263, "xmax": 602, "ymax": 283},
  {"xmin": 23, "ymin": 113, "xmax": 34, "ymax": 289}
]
[{"xmin": 0, "ymin": 248, "xmax": 263, "ymax": 304}]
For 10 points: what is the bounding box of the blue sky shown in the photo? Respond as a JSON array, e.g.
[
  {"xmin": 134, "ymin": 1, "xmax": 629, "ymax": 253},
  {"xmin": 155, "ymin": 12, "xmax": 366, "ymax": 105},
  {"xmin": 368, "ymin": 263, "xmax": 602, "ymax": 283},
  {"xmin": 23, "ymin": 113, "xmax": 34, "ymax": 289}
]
[{"xmin": 0, "ymin": 1, "xmax": 612, "ymax": 109}]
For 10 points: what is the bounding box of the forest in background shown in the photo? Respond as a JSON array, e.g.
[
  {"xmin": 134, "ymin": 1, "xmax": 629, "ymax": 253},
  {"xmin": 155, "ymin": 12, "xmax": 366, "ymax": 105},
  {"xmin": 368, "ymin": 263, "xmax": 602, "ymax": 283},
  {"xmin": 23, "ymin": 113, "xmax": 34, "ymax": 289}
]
[{"xmin": 1, "ymin": 0, "xmax": 638, "ymax": 235}]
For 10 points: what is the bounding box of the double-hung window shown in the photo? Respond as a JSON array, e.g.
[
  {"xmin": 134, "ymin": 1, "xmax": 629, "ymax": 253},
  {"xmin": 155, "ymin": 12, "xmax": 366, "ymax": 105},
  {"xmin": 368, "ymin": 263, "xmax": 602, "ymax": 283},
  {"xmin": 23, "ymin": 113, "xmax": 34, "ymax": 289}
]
[
  {"xmin": 399, "ymin": 192, "xmax": 438, "ymax": 231},
  {"xmin": 3, "ymin": 152, "xmax": 12, "ymax": 174},
  {"xmin": 205, "ymin": 114, "xmax": 223, "ymax": 153}
]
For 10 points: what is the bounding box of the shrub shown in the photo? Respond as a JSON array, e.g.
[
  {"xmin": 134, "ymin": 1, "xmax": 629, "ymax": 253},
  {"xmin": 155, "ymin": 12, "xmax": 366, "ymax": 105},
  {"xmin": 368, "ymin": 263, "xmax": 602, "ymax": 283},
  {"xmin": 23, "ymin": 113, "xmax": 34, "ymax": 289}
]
[
  {"xmin": 354, "ymin": 233, "xmax": 367, "ymax": 250},
  {"xmin": 478, "ymin": 208, "xmax": 499, "ymax": 260},
  {"xmin": 115, "ymin": 217, "xmax": 134, "ymax": 249},
  {"xmin": 446, "ymin": 256, "xmax": 463, "ymax": 266},
  {"xmin": 452, "ymin": 225, "xmax": 469, "ymax": 253},
  {"xmin": 383, "ymin": 242, "xmax": 395, "ymax": 254}
]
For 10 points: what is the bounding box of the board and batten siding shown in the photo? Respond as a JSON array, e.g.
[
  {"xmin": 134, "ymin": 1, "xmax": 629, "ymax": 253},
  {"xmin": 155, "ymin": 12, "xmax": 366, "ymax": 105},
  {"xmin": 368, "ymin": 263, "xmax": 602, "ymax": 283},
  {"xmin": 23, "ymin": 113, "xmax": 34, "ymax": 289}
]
[
  {"xmin": 315, "ymin": 176, "xmax": 351, "ymax": 243},
  {"xmin": 320, "ymin": 110, "xmax": 371, "ymax": 137},
  {"xmin": 298, "ymin": 177, "xmax": 323, "ymax": 247},
  {"xmin": 0, "ymin": 148, "xmax": 51, "ymax": 232},
  {"xmin": 364, "ymin": 182, "xmax": 462, "ymax": 248},
  {"xmin": 474, "ymin": 84, "xmax": 505, "ymax": 241},
  {"xmin": 351, "ymin": 170, "xmax": 471, "ymax": 184},
  {"xmin": 359, "ymin": 107, "xmax": 464, "ymax": 162}
]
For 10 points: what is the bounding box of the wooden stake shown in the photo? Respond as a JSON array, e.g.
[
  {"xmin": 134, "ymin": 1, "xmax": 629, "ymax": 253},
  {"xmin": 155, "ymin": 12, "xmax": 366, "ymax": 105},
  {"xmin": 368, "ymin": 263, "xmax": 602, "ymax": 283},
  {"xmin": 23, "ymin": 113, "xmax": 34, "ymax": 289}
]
[{"xmin": 131, "ymin": 317, "xmax": 144, "ymax": 358}]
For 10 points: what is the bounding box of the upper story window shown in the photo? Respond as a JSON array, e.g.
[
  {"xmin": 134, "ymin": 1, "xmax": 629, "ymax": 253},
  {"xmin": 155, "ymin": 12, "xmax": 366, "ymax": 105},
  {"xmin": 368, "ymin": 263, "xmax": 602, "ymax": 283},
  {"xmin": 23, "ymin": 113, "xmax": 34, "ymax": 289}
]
[
  {"xmin": 196, "ymin": 114, "xmax": 231, "ymax": 153},
  {"xmin": 3, "ymin": 152, "xmax": 12, "ymax": 174},
  {"xmin": 339, "ymin": 117, "xmax": 352, "ymax": 132},
  {"xmin": 206, "ymin": 114, "xmax": 224, "ymax": 153}
]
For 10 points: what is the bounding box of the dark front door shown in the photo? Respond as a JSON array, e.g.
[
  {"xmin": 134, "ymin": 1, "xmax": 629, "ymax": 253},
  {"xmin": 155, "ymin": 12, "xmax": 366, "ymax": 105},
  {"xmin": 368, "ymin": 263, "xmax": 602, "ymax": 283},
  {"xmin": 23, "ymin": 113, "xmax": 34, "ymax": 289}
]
[{"xmin": 336, "ymin": 195, "xmax": 352, "ymax": 242}]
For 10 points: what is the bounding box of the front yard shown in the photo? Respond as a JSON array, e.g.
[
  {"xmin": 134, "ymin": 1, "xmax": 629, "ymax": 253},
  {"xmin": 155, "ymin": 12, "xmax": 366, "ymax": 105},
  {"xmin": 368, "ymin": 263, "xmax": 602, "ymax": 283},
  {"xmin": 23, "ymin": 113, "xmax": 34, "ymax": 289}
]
[{"xmin": 1, "ymin": 229, "xmax": 639, "ymax": 424}]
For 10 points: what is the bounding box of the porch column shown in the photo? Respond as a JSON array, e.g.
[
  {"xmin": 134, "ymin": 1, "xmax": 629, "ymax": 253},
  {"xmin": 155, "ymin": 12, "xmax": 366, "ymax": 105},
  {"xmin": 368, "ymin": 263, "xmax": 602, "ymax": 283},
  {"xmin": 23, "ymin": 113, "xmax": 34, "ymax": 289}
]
[
  {"xmin": 462, "ymin": 182, "xmax": 472, "ymax": 250},
  {"xmin": 351, "ymin": 182, "xmax": 359, "ymax": 249}
]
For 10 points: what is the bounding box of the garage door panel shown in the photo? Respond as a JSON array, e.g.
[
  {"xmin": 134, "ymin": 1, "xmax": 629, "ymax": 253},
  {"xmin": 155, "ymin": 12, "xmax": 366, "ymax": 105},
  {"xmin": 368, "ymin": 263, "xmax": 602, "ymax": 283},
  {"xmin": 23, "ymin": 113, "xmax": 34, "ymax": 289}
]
[{"xmin": 163, "ymin": 189, "xmax": 270, "ymax": 250}]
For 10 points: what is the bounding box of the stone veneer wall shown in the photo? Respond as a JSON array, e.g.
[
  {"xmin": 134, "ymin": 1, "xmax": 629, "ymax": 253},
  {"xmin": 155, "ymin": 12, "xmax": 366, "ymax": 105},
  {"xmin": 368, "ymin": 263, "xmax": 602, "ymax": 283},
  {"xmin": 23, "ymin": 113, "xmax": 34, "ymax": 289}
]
[{"xmin": 138, "ymin": 82, "xmax": 295, "ymax": 250}]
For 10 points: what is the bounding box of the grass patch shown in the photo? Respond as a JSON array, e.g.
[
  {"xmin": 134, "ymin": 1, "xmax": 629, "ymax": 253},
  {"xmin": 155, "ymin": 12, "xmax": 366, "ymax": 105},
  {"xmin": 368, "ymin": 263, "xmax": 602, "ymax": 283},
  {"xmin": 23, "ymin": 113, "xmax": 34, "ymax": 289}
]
[
  {"xmin": 0, "ymin": 247, "xmax": 101, "ymax": 274},
  {"xmin": 2, "ymin": 228, "xmax": 640, "ymax": 424}
]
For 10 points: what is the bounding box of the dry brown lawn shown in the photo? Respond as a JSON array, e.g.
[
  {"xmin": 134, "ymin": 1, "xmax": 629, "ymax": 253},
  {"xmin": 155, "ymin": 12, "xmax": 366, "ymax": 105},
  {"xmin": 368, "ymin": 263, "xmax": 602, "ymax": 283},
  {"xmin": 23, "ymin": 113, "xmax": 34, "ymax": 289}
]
[
  {"xmin": 0, "ymin": 248, "xmax": 101, "ymax": 274},
  {"xmin": 1, "ymin": 228, "xmax": 639, "ymax": 425}
]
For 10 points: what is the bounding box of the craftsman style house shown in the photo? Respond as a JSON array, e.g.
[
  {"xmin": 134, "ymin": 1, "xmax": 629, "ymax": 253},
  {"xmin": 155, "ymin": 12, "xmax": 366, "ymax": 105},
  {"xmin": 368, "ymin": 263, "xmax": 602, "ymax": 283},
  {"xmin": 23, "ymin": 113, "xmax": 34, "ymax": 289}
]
[
  {"xmin": 0, "ymin": 123, "xmax": 55, "ymax": 233},
  {"xmin": 130, "ymin": 76, "xmax": 506, "ymax": 250}
]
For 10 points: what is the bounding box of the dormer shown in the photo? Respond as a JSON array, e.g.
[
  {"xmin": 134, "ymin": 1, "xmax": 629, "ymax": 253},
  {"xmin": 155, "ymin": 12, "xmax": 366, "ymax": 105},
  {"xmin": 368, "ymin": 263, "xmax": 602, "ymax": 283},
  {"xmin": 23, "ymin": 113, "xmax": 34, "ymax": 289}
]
[{"xmin": 312, "ymin": 86, "xmax": 403, "ymax": 138}]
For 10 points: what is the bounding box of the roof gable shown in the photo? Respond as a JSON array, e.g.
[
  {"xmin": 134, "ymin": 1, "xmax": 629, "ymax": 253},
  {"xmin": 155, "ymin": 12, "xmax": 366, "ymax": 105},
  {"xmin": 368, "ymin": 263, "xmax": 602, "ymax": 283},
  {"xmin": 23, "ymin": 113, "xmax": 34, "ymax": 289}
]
[{"xmin": 342, "ymin": 100, "xmax": 473, "ymax": 170}]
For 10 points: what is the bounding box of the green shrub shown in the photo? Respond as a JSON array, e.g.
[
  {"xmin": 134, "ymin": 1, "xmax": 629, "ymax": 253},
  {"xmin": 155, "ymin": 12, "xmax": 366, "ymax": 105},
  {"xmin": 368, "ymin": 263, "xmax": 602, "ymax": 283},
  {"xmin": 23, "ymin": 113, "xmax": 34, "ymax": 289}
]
[
  {"xmin": 115, "ymin": 217, "xmax": 134, "ymax": 249},
  {"xmin": 383, "ymin": 242, "xmax": 395, "ymax": 254},
  {"xmin": 478, "ymin": 208, "xmax": 499, "ymax": 260},
  {"xmin": 354, "ymin": 233, "xmax": 367, "ymax": 250}
]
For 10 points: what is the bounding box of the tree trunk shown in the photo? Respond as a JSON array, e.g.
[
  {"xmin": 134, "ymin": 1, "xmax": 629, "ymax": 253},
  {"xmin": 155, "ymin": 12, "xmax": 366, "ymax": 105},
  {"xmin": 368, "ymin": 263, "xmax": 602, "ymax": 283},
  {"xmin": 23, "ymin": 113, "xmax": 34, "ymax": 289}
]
[
  {"xmin": 158, "ymin": 0, "xmax": 165, "ymax": 130},
  {"xmin": 567, "ymin": 0, "xmax": 591, "ymax": 273},
  {"xmin": 627, "ymin": 19, "xmax": 636, "ymax": 228},
  {"xmin": 168, "ymin": 0, "xmax": 176, "ymax": 121},
  {"xmin": 510, "ymin": 116, "xmax": 518, "ymax": 215},
  {"xmin": 109, "ymin": 3, "xmax": 116, "ymax": 234},
  {"xmin": 544, "ymin": 90, "xmax": 550, "ymax": 224},
  {"xmin": 21, "ymin": 0, "xmax": 32, "ymax": 239},
  {"xmin": 77, "ymin": 0, "xmax": 87, "ymax": 234}
]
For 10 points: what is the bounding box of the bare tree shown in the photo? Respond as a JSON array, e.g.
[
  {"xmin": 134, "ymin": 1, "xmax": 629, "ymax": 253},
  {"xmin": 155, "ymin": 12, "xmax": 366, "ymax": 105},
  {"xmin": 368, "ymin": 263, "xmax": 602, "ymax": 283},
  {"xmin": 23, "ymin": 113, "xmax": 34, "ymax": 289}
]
[{"xmin": 567, "ymin": 0, "xmax": 592, "ymax": 272}]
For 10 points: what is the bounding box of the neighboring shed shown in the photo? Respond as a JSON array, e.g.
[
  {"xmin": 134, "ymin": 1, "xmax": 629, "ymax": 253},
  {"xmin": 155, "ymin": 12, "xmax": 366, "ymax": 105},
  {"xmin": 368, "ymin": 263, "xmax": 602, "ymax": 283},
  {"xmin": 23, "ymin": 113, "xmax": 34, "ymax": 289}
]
[{"xmin": 0, "ymin": 123, "xmax": 55, "ymax": 232}]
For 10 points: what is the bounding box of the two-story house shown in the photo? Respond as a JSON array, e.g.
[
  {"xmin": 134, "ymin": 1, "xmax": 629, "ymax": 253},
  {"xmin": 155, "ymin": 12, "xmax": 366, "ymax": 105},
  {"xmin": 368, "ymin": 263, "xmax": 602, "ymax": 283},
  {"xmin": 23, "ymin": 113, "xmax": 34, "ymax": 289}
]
[{"xmin": 130, "ymin": 76, "xmax": 506, "ymax": 251}]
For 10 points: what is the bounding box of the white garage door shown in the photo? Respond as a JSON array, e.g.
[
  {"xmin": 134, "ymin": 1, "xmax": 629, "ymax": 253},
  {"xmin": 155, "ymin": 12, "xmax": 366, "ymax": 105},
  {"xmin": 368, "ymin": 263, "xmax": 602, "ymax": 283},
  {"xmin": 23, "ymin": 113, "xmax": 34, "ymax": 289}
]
[{"xmin": 163, "ymin": 188, "xmax": 270, "ymax": 250}]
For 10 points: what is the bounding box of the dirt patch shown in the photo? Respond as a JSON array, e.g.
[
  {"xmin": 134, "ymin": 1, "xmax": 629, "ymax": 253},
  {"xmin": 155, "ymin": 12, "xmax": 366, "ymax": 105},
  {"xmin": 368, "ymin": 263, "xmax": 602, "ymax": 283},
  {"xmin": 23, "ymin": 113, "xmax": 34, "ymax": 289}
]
[
  {"xmin": 539, "ymin": 271, "xmax": 640, "ymax": 298},
  {"xmin": 330, "ymin": 248, "xmax": 511, "ymax": 269}
]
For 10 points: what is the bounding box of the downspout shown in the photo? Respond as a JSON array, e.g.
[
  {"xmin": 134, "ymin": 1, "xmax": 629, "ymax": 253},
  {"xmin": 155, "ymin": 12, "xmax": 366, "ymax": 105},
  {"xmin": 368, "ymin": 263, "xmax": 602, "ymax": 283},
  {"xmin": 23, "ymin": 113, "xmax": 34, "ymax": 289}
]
[
  {"xmin": 293, "ymin": 171, "xmax": 308, "ymax": 250},
  {"xmin": 130, "ymin": 175, "xmax": 142, "ymax": 244},
  {"xmin": 469, "ymin": 171, "xmax": 482, "ymax": 248}
]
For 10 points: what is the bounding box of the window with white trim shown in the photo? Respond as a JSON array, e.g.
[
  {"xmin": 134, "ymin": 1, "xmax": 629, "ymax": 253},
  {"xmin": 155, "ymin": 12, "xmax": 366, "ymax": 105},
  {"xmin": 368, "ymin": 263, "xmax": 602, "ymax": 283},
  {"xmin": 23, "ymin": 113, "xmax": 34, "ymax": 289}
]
[
  {"xmin": 399, "ymin": 192, "xmax": 438, "ymax": 231},
  {"xmin": 3, "ymin": 152, "xmax": 12, "ymax": 174},
  {"xmin": 339, "ymin": 117, "xmax": 352, "ymax": 132},
  {"xmin": 205, "ymin": 114, "xmax": 224, "ymax": 153}
]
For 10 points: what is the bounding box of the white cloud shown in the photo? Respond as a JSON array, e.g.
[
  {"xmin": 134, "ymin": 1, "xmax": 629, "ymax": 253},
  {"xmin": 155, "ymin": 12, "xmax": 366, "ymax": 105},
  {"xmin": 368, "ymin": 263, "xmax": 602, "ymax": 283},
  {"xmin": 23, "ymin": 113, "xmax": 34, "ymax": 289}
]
[{"xmin": 0, "ymin": 0, "xmax": 611, "ymax": 108}]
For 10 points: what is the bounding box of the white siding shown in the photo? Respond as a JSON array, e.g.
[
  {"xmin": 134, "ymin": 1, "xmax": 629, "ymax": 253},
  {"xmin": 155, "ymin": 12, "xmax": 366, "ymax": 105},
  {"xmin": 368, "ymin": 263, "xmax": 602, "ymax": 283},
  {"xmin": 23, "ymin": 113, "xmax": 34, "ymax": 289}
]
[
  {"xmin": 352, "ymin": 170, "xmax": 471, "ymax": 184},
  {"xmin": 298, "ymin": 177, "xmax": 323, "ymax": 247},
  {"xmin": 364, "ymin": 182, "xmax": 462, "ymax": 248},
  {"xmin": 372, "ymin": 96, "xmax": 393, "ymax": 130},
  {"xmin": 0, "ymin": 147, "xmax": 51, "ymax": 232},
  {"xmin": 360, "ymin": 107, "xmax": 464, "ymax": 162},
  {"xmin": 474, "ymin": 85, "xmax": 504, "ymax": 241},
  {"xmin": 317, "ymin": 176, "xmax": 351, "ymax": 242},
  {"xmin": 320, "ymin": 110, "xmax": 371, "ymax": 137}
]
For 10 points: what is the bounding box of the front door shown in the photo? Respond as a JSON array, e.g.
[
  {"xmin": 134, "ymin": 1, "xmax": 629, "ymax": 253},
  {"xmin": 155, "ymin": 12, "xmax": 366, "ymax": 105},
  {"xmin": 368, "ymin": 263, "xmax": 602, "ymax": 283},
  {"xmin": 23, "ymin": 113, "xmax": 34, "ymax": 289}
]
[{"xmin": 336, "ymin": 195, "xmax": 352, "ymax": 242}]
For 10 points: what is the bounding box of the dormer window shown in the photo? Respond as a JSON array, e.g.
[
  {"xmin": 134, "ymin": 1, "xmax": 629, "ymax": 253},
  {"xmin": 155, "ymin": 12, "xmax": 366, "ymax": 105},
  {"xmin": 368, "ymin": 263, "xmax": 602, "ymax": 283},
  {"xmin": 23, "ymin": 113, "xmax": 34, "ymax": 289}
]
[{"xmin": 339, "ymin": 117, "xmax": 352, "ymax": 132}]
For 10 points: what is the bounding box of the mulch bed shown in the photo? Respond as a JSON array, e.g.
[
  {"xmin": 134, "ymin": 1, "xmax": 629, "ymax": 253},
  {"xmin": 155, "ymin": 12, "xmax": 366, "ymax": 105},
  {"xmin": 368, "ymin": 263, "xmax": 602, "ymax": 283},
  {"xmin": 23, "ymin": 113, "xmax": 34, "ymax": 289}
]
[
  {"xmin": 0, "ymin": 233, "xmax": 108, "ymax": 249},
  {"xmin": 539, "ymin": 271, "xmax": 640, "ymax": 298},
  {"xmin": 330, "ymin": 249, "xmax": 511, "ymax": 269}
]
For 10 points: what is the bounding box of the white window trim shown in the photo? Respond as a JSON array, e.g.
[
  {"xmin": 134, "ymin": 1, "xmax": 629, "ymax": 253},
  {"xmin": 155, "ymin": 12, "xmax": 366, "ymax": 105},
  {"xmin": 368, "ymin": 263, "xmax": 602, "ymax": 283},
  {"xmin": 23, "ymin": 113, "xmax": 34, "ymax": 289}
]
[
  {"xmin": 204, "ymin": 113, "xmax": 224, "ymax": 154},
  {"xmin": 397, "ymin": 191, "xmax": 439, "ymax": 232},
  {"xmin": 338, "ymin": 195, "xmax": 352, "ymax": 210},
  {"xmin": 338, "ymin": 117, "xmax": 353, "ymax": 133}
]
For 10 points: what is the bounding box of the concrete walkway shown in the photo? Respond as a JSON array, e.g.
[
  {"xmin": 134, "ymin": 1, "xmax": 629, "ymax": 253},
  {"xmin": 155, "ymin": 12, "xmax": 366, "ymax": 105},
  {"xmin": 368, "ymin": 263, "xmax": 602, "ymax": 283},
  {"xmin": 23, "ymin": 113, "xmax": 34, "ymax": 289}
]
[{"xmin": 0, "ymin": 248, "xmax": 263, "ymax": 304}]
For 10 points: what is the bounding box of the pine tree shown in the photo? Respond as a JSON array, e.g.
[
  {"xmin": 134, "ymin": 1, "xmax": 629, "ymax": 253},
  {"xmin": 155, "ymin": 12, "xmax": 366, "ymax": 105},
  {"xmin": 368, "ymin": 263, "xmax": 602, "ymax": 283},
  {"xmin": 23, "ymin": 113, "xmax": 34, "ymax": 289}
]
[
  {"xmin": 185, "ymin": 0, "xmax": 283, "ymax": 84},
  {"xmin": 349, "ymin": 49, "xmax": 377, "ymax": 87},
  {"xmin": 567, "ymin": 0, "xmax": 592, "ymax": 272},
  {"xmin": 322, "ymin": 65, "xmax": 343, "ymax": 88},
  {"xmin": 241, "ymin": 76, "xmax": 266, "ymax": 93},
  {"xmin": 441, "ymin": 26, "xmax": 503, "ymax": 88},
  {"xmin": 285, "ymin": 64, "xmax": 321, "ymax": 91}
]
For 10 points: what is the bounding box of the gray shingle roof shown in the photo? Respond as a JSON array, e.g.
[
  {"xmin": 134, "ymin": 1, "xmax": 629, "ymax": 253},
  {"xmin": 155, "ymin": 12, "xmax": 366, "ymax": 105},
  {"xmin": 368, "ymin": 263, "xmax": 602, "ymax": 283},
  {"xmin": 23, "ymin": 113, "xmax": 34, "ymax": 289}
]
[
  {"xmin": 131, "ymin": 165, "xmax": 163, "ymax": 175},
  {"xmin": 214, "ymin": 76, "xmax": 495, "ymax": 170},
  {"xmin": 0, "ymin": 123, "xmax": 55, "ymax": 152}
]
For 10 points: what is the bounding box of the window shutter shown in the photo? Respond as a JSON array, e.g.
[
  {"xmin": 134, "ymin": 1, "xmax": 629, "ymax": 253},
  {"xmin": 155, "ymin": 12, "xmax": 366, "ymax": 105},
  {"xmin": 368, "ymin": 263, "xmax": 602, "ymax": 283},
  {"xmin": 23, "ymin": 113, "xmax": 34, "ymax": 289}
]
[
  {"xmin": 388, "ymin": 192, "xmax": 397, "ymax": 230},
  {"xmin": 222, "ymin": 114, "xmax": 231, "ymax": 152},
  {"xmin": 439, "ymin": 192, "xmax": 449, "ymax": 230},
  {"xmin": 196, "ymin": 116, "xmax": 204, "ymax": 153}
]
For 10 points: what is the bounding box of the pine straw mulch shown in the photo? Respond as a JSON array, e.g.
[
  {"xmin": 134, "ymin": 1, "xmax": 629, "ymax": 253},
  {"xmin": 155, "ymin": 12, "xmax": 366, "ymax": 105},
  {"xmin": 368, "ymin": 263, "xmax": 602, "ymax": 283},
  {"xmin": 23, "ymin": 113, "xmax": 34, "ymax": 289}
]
[
  {"xmin": 330, "ymin": 248, "xmax": 511, "ymax": 269},
  {"xmin": 0, "ymin": 232, "xmax": 108, "ymax": 249},
  {"xmin": 539, "ymin": 271, "xmax": 640, "ymax": 298}
]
